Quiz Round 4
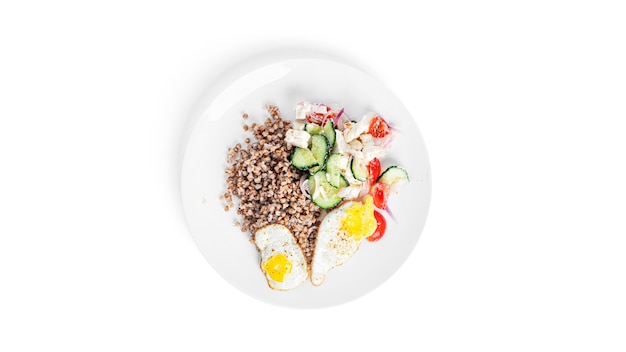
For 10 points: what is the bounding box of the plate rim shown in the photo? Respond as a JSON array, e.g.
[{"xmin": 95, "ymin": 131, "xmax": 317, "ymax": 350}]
[{"xmin": 180, "ymin": 52, "xmax": 431, "ymax": 309}]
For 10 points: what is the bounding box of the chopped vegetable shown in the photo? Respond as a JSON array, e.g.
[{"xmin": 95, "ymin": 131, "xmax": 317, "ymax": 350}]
[
  {"xmin": 369, "ymin": 115, "xmax": 390, "ymax": 138},
  {"xmin": 370, "ymin": 182, "xmax": 389, "ymax": 210},
  {"xmin": 326, "ymin": 153, "xmax": 346, "ymax": 188},
  {"xmin": 367, "ymin": 210, "xmax": 387, "ymax": 242},
  {"xmin": 377, "ymin": 166, "xmax": 409, "ymax": 185},
  {"xmin": 309, "ymin": 171, "xmax": 343, "ymax": 209},
  {"xmin": 290, "ymin": 147, "xmax": 318, "ymax": 170},
  {"xmin": 308, "ymin": 134, "xmax": 330, "ymax": 174},
  {"xmin": 285, "ymin": 102, "xmax": 408, "ymax": 221},
  {"xmin": 322, "ymin": 120, "xmax": 336, "ymax": 148},
  {"xmin": 350, "ymin": 156, "xmax": 368, "ymax": 182},
  {"xmin": 368, "ymin": 158, "xmax": 381, "ymax": 182},
  {"xmin": 305, "ymin": 123, "xmax": 323, "ymax": 135}
]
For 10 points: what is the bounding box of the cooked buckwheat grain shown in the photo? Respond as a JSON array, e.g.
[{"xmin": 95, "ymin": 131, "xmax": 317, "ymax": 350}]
[{"xmin": 223, "ymin": 106, "xmax": 321, "ymax": 262}]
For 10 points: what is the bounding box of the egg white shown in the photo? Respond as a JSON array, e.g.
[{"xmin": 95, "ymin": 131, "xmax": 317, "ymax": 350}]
[
  {"xmin": 254, "ymin": 224, "xmax": 308, "ymax": 291},
  {"xmin": 310, "ymin": 201, "xmax": 362, "ymax": 286}
]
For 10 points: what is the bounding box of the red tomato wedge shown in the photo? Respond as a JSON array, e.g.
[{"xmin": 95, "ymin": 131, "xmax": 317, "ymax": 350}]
[
  {"xmin": 367, "ymin": 210, "xmax": 387, "ymax": 242},
  {"xmin": 369, "ymin": 115, "xmax": 390, "ymax": 138},
  {"xmin": 370, "ymin": 182, "xmax": 389, "ymax": 210},
  {"xmin": 368, "ymin": 158, "xmax": 381, "ymax": 182}
]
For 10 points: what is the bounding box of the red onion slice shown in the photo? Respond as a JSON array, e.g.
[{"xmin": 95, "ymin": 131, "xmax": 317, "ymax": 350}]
[
  {"xmin": 331, "ymin": 108, "xmax": 344, "ymax": 126},
  {"xmin": 299, "ymin": 174, "xmax": 310, "ymax": 197},
  {"xmin": 384, "ymin": 205, "xmax": 397, "ymax": 223}
]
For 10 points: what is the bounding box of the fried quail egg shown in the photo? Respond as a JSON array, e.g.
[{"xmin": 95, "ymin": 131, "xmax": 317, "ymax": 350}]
[
  {"xmin": 310, "ymin": 196, "xmax": 377, "ymax": 286},
  {"xmin": 254, "ymin": 224, "xmax": 308, "ymax": 291}
]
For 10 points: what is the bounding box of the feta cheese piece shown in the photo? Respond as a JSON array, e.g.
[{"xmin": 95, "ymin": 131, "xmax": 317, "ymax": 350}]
[
  {"xmin": 359, "ymin": 133, "xmax": 374, "ymax": 146},
  {"xmin": 362, "ymin": 145, "xmax": 386, "ymax": 162},
  {"xmin": 313, "ymin": 104, "xmax": 328, "ymax": 114},
  {"xmin": 294, "ymin": 101, "xmax": 312, "ymax": 120},
  {"xmin": 292, "ymin": 120, "xmax": 306, "ymax": 130},
  {"xmin": 351, "ymin": 149, "xmax": 364, "ymax": 160},
  {"xmin": 343, "ymin": 112, "xmax": 376, "ymax": 142},
  {"xmin": 333, "ymin": 130, "xmax": 351, "ymax": 154},
  {"xmin": 285, "ymin": 129, "xmax": 311, "ymax": 149},
  {"xmin": 348, "ymin": 140, "xmax": 363, "ymax": 151}
]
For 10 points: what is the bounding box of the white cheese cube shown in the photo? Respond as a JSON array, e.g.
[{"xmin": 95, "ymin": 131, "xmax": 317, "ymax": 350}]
[{"xmin": 285, "ymin": 129, "xmax": 311, "ymax": 149}]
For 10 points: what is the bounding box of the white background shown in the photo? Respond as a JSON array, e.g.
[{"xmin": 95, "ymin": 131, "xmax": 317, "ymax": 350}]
[{"xmin": 1, "ymin": 0, "xmax": 625, "ymax": 351}]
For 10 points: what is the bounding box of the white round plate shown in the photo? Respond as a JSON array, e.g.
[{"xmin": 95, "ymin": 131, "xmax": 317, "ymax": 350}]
[{"xmin": 181, "ymin": 55, "xmax": 431, "ymax": 308}]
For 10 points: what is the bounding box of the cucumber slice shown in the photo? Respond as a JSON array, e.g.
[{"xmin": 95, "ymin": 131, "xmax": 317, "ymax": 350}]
[
  {"xmin": 350, "ymin": 157, "xmax": 368, "ymax": 181},
  {"xmin": 305, "ymin": 123, "xmax": 323, "ymax": 135},
  {"xmin": 290, "ymin": 147, "xmax": 318, "ymax": 170},
  {"xmin": 377, "ymin": 166, "xmax": 410, "ymax": 185},
  {"xmin": 308, "ymin": 134, "xmax": 329, "ymax": 174},
  {"xmin": 339, "ymin": 174, "xmax": 349, "ymax": 187},
  {"xmin": 308, "ymin": 171, "xmax": 343, "ymax": 209},
  {"xmin": 325, "ymin": 153, "xmax": 344, "ymax": 187},
  {"xmin": 322, "ymin": 120, "xmax": 336, "ymax": 148}
]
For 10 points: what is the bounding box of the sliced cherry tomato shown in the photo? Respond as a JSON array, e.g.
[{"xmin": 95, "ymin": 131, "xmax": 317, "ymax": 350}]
[
  {"xmin": 306, "ymin": 112, "xmax": 325, "ymax": 125},
  {"xmin": 369, "ymin": 115, "xmax": 390, "ymax": 138},
  {"xmin": 370, "ymin": 182, "xmax": 389, "ymax": 210},
  {"xmin": 368, "ymin": 158, "xmax": 381, "ymax": 182},
  {"xmin": 367, "ymin": 210, "xmax": 387, "ymax": 242}
]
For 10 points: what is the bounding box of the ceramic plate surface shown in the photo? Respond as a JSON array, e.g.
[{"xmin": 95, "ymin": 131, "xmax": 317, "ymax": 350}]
[{"xmin": 181, "ymin": 56, "xmax": 430, "ymax": 308}]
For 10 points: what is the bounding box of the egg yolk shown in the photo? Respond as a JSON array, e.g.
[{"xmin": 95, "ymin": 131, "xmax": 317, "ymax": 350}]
[
  {"xmin": 340, "ymin": 196, "xmax": 377, "ymax": 241},
  {"xmin": 262, "ymin": 254, "xmax": 292, "ymax": 283}
]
